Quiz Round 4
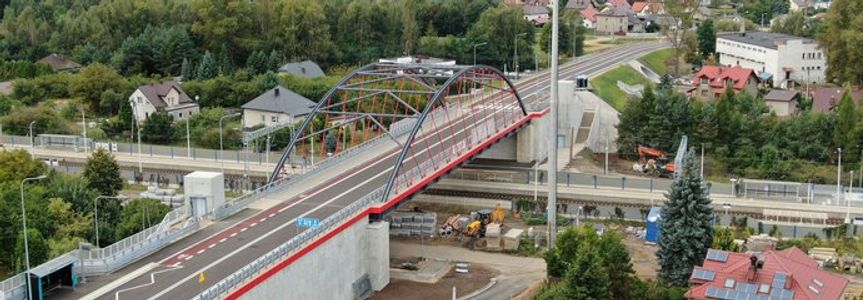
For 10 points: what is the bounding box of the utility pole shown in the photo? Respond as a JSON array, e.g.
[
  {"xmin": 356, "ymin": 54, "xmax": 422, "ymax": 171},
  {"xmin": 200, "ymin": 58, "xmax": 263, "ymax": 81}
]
[
  {"xmin": 547, "ymin": 0, "xmax": 560, "ymax": 249},
  {"xmin": 186, "ymin": 119, "xmax": 191, "ymax": 158},
  {"xmin": 514, "ymin": 33, "xmax": 527, "ymax": 80},
  {"xmin": 837, "ymin": 148, "xmax": 842, "ymax": 207},
  {"xmin": 472, "ymin": 42, "xmax": 487, "ymax": 66}
]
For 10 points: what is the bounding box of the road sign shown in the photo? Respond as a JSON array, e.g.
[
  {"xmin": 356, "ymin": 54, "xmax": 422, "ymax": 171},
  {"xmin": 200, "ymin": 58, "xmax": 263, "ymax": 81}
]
[{"xmin": 297, "ymin": 217, "xmax": 321, "ymax": 228}]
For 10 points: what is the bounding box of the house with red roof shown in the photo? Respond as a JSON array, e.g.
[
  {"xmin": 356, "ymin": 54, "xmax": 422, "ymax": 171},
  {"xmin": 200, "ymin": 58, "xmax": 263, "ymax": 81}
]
[
  {"xmin": 632, "ymin": 2, "xmax": 663, "ymax": 17},
  {"xmin": 687, "ymin": 248, "xmax": 848, "ymax": 300},
  {"xmin": 580, "ymin": 6, "xmax": 600, "ymax": 28},
  {"xmin": 688, "ymin": 65, "xmax": 761, "ymax": 101},
  {"xmin": 606, "ymin": 0, "xmax": 633, "ymax": 10}
]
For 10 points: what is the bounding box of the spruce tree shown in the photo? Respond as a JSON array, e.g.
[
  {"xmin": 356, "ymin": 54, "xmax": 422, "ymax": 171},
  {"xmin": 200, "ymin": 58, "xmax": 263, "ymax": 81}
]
[
  {"xmin": 180, "ymin": 58, "xmax": 193, "ymax": 80},
  {"xmin": 657, "ymin": 149, "xmax": 714, "ymax": 286},
  {"xmin": 196, "ymin": 51, "xmax": 218, "ymax": 80},
  {"xmin": 267, "ymin": 50, "xmax": 282, "ymax": 71}
]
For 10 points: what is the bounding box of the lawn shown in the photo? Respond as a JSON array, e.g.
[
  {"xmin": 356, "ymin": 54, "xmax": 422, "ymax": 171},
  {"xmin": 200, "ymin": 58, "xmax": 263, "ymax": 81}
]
[
  {"xmin": 591, "ymin": 65, "xmax": 652, "ymax": 111},
  {"xmin": 638, "ymin": 48, "xmax": 675, "ymax": 76}
]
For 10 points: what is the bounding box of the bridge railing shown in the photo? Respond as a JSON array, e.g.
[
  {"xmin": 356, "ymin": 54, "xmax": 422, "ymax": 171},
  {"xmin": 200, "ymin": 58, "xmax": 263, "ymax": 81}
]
[
  {"xmin": 212, "ymin": 118, "xmax": 416, "ymax": 221},
  {"xmin": 0, "ymin": 273, "xmax": 25, "ymax": 300},
  {"xmin": 77, "ymin": 205, "xmax": 196, "ymax": 276},
  {"xmin": 193, "ymin": 187, "xmax": 385, "ymax": 300}
]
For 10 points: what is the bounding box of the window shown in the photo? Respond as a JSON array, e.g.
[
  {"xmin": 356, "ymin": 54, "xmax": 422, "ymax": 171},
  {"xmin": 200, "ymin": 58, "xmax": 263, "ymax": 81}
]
[
  {"xmin": 261, "ymin": 115, "xmax": 265, "ymax": 122},
  {"xmin": 724, "ymin": 278, "xmax": 736, "ymax": 288},
  {"xmin": 802, "ymin": 53, "xmax": 806, "ymax": 59},
  {"xmin": 702, "ymin": 89, "xmax": 707, "ymax": 96},
  {"xmin": 818, "ymin": 52, "xmax": 822, "ymax": 59},
  {"xmin": 272, "ymin": 116, "xmax": 279, "ymax": 123},
  {"xmin": 179, "ymin": 112, "xmax": 183, "ymax": 118}
]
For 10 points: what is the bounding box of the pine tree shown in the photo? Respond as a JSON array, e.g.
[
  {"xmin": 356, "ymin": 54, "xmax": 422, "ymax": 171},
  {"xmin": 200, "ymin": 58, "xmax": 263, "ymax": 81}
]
[
  {"xmin": 598, "ymin": 231, "xmax": 636, "ymax": 299},
  {"xmin": 267, "ymin": 49, "xmax": 282, "ymax": 72},
  {"xmin": 561, "ymin": 247, "xmax": 611, "ymax": 300},
  {"xmin": 83, "ymin": 148, "xmax": 124, "ymax": 196},
  {"xmin": 246, "ymin": 50, "xmax": 268, "ymax": 74},
  {"xmin": 180, "ymin": 58, "xmax": 193, "ymax": 80},
  {"xmin": 196, "ymin": 51, "xmax": 218, "ymax": 80},
  {"xmin": 657, "ymin": 149, "xmax": 714, "ymax": 286}
]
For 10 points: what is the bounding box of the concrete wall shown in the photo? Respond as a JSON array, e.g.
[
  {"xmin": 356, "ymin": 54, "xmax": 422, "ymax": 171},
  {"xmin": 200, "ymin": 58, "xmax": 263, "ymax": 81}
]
[{"xmin": 238, "ymin": 217, "xmax": 390, "ymax": 300}]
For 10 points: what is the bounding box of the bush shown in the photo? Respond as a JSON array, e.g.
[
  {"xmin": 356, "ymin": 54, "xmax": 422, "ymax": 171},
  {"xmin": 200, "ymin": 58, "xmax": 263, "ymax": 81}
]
[{"xmin": 1, "ymin": 106, "xmax": 71, "ymax": 135}]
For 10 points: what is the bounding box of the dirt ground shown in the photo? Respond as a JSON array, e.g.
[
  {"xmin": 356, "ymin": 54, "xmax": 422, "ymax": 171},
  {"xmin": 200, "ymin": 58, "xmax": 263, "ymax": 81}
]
[
  {"xmin": 621, "ymin": 230, "xmax": 660, "ymax": 280},
  {"xmin": 371, "ymin": 264, "xmax": 498, "ymax": 300}
]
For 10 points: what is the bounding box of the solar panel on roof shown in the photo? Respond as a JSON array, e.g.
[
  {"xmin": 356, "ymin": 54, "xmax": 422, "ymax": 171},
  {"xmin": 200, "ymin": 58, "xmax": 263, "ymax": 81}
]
[
  {"xmin": 706, "ymin": 287, "xmax": 735, "ymax": 300},
  {"xmin": 707, "ymin": 249, "xmax": 730, "ymax": 262},
  {"xmin": 737, "ymin": 282, "xmax": 758, "ymax": 294},
  {"xmin": 768, "ymin": 288, "xmax": 794, "ymax": 300},
  {"xmin": 772, "ymin": 272, "xmax": 787, "ymax": 288},
  {"xmin": 693, "ymin": 268, "xmax": 716, "ymax": 281}
]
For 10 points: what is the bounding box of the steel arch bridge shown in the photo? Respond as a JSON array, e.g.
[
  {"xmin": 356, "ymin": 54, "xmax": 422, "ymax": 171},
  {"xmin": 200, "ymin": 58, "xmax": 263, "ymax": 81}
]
[{"xmin": 269, "ymin": 62, "xmax": 527, "ymax": 202}]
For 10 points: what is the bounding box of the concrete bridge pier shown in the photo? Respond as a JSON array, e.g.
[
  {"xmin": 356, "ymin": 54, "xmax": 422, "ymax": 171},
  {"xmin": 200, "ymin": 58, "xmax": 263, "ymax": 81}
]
[{"xmin": 234, "ymin": 217, "xmax": 390, "ymax": 300}]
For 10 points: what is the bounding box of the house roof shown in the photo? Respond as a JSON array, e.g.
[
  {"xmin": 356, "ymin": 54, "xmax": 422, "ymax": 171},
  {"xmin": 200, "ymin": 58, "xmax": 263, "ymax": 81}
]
[
  {"xmin": 632, "ymin": 2, "xmax": 662, "ymax": 13},
  {"xmin": 718, "ymin": 32, "xmax": 814, "ymax": 50},
  {"xmin": 811, "ymin": 87, "xmax": 862, "ymax": 112},
  {"xmin": 598, "ymin": 6, "xmax": 633, "ymax": 17},
  {"xmin": 692, "ymin": 65, "xmax": 757, "ymax": 91},
  {"xmin": 241, "ymin": 85, "xmax": 315, "ymax": 117},
  {"xmin": 136, "ymin": 81, "xmax": 195, "ymax": 109},
  {"xmin": 565, "ymin": 0, "xmax": 594, "ymax": 10},
  {"xmin": 0, "ymin": 81, "xmax": 12, "ymax": 95},
  {"xmin": 522, "ymin": 4, "xmax": 549, "ymax": 15},
  {"xmin": 277, "ymin": 60, "xmax": 325, "ymax": 78},
  {"xmin": 791, "ymin": 0, "xmax": 808, "ymax": 7},
  {"xmin": 606, "ymin": 0, "xmax": 632, "ymax": 9},
  {"xmin": 37, "ymin": 54, "xmax": 81, "ymax": 72},
  {"xmin": 764, "ymin": 90, "xmax": 800, "ymax": 102},
  {"xmin": 581, "ymin": 5, "xmax": 600, "ymax": 22},
  {"xmin": 686, "ymin": 248, "xmax": 848, "ymax": 300}
]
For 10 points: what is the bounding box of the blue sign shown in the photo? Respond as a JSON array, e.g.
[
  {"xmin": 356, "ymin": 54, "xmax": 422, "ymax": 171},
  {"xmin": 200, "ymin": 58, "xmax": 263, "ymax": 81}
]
[{"xmin": 297, "ymin": 217, "xmax": 321, "ymax": 228}]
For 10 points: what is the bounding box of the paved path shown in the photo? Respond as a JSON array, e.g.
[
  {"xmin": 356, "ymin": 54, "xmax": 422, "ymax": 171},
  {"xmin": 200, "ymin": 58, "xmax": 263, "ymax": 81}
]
[{"xmin": 389, "ymin": 242, "xmax": 545, "ymax": 300}]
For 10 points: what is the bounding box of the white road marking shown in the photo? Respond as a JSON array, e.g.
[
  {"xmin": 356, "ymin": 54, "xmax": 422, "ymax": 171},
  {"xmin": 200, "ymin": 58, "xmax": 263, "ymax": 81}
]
[
  {"xmin": 114, "ymin": 266, "xmax": 183, "ymax": 300},
  {"xmin": 229, "ymin": 233, "xmax": 237, "ymax": 238},
  {"xmin": 183, "ymin": 256, "xmax": 194, "ymax": 261},
  {"xmin": 240, "ymin": 228, "xmax": 247, "ymax": 232},
  {"xmin": 269, "ymin": 213, "xmax": 276, "ymax": 218},
  {"xmin": 196, "ymin": 249, "xmax": 205, "ymax": 255},
  {"xmin": 208, "ymin": 243, "xmax": 216, "ymax": 249},
  {"xmin": 260, "ymin": 218, "xmax": 267, "ymax": 222},
  {"xmin": 250, "ymin": 222, "xmax": 257, "ymax": 227}
]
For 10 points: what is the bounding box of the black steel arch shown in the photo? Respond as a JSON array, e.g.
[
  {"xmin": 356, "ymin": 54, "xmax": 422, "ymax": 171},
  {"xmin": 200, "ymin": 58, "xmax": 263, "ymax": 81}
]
[
  {"xmin": 380, "ymin": 65, "xmax": 526, "ymax": 202},
  {"xmin": 268, "ymin": 63, "xmax": 527, "ymax": 205}
]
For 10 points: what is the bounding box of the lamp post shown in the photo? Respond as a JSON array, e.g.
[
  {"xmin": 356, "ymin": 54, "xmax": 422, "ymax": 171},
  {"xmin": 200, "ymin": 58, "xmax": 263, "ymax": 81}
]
[
  {"xmin": 82, "ymin": 108, "xmax": 88, "ymax": 153},
  {"xmin": 472, "ymin": 42, "xmax": 487, "ymax": 66},
  {"xmin": 219, "ymin": 113, "xmax": 241, "ymax": 173},
  {"xmin": 838, "ymin": 148, "xmax": 842, "ymax": 207},
  {"xmin": 137, "ymin": 127, "xmax": 143, "ymax": 174},
  {"xmin": 514, "ymin": 33, "xmax": 527, "ymax": 80},
  {"xmin": 93, "ymin": 195, "xmax": 123, "ymax": 248},
  {"xmin": 28, "ymin": 121, "xmax": 36, "ymax": 149},
  {"xmin": 20, "ymin": 174, "xmax": 47, "ymax": 300},
  {"xmin": 547, "ymin": 0, "xmax": 560, "ymax": 249}
]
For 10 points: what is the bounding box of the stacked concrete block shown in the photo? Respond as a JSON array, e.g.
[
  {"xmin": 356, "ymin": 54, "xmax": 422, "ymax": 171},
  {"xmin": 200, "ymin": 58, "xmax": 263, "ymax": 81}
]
[
  {"xmin": 503, "ymin": 228, "xmax": 524, "ymax": 250},
  {"xmin": 485, "ymin": 223, "xmax": 502, "ymax": 249}
]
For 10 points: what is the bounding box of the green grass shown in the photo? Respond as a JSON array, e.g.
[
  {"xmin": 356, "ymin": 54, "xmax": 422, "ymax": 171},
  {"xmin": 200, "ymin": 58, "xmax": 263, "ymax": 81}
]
[
  {"xmin": 639, "ymin": 48, "xmax": 675, "ymax": 76},
  {"xmin": 591, "ymin": 65, "xmax": 652, "ymax": 110}
]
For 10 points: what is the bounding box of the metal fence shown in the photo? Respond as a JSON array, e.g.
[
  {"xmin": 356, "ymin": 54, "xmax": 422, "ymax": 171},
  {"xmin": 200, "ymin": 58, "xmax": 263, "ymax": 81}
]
[
  {"xmin": 0, "ymin": 134, "xmax": 292, "ymax": 166},
  {"xmin": 192, "ymin": 187, "xmax": 383, "ymax": 300}
]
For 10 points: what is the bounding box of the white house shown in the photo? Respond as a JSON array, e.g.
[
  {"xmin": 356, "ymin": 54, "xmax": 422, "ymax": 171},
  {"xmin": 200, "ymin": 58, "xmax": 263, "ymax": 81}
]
[
  {"xmin": 129, "ymin": 81, "xmax": 199, "ymax": 123},
  {"xmin": 522, "ymin": 5, "xmax": 550, "ymax": 26},
  {"xmin": 716, "ymin": 31, "xmax": 826, "ymax": 88},
  {"xmin": 242, "ymin": 86, "xmax": 316, "ymax": 128}
]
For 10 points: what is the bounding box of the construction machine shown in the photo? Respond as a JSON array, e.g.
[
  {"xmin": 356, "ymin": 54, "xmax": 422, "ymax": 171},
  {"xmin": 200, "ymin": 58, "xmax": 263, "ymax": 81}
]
[{"xmin": 632, "ymin": 146, "xmax": 676, "ymax": 178}]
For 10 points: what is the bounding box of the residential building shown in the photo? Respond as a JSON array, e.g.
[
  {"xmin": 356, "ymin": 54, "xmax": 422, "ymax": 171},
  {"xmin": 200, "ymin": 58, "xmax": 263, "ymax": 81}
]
[
  {"xmin": 606, "ymin": 0, "xmax": 632, "ymax": 10},
  {"xmin": 565, "ymin": 0, "xmax": 595, "ymax": 10},
  {"xmin": 716, "ymin": 31, "xmax": 826, "ymax": 88},
  {"xmin": 277, "ymin": 60, "xmax": 325, "ymax": 78},
  {"xmin": 37, "ymin": 54, "xmax": 81, "ymax": 72},
  {"xmin": 810, "ymin": 86, "xmax": 861, "ymax": 113},
  {"xmin": 686, "ymin": 248, "xmax": 848, "ymax": 300},
  {"xmin": 242, "ymin": 86, "xmax": 315, "ymax": 128},
  {"xmin": 129, "ymin": 81, "xmax": 199, "ymax": 123},
  {"xmin": 522, "ymin": 5, "xmax": 550, "ymax": 26},
  {"xmin": 688, "ymin": 65, "xmax": 760, "ymax": 101},
  {"xmin": 580, "ymin": 6, "xmax": 600, "ymax": 28},
  {"xmin": 763, "ymin": 89, "xmax": 800, "ymax": 116},
  {"xmin": 596, "ymin": 7, "xmax": 643, "ymax": 34},
  {"xmin": 632, "ymin": 2, "xmax": 664, "ymax": 17}
]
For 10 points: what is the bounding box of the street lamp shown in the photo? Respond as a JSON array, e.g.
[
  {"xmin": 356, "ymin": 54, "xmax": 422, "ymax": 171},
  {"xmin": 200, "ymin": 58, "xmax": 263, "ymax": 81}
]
[
  {"xmin": 137, "ymin": 127, "xmax": 143, "ymax": 174},
  {"xmin": 730, "ymin": 177, "xmax": 738, "ymax": 197},
  {"xmin": 28, "ymin": 121, "xmax": 36, "ymax": 149},
  {"xmin": 514, "ymin": 33, "xmax": 528, "ymax": 80},
  {"xmin": 20, "ymin": 174, "xmax": 47, "ymax": 300},
  {"xmin": 219, "ymin": 113, "xmax": 241, "ymax": 173},
  {"xmin": 472, "ymin": 42, "xmax": 487, "ymax": 66},
  {"xmin": 93, "ymin": 195, "xmax": 124, "ymax": 248},
  {"xmin": 837, "ymin": 148, "xmax": 842, "ymax": 207}
]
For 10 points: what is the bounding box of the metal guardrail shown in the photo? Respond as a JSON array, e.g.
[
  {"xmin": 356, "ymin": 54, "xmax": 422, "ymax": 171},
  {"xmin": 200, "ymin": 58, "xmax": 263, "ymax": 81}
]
[
  {"xmin": 193, "ymin": 187, "xmax": 384, "ymax": 300},
  {"xmin": 243, "ymin": 122, "xmax": 294, "ymax": 143},
  {"xmin": 0, "ymin": 273, "xmax": 25, "ymax": 300}
]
